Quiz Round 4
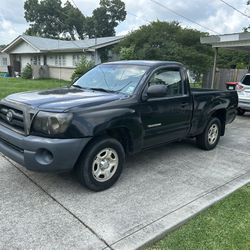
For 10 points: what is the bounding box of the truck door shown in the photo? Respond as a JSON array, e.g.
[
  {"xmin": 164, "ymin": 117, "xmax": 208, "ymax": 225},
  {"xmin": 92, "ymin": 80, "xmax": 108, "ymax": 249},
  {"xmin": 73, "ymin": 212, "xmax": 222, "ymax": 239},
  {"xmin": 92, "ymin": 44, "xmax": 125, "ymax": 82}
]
[{"xmin": 141, "ymin": 66, "xmax": 193, "ymax": 148}]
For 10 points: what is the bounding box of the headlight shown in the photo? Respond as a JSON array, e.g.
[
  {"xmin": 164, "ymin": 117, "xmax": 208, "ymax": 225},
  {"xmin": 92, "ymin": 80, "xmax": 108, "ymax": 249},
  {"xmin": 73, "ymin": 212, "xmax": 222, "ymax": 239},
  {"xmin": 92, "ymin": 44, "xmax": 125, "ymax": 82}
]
[{"xmin": 32, "ymin": 111, "xmax": 73, "ymax": 135}]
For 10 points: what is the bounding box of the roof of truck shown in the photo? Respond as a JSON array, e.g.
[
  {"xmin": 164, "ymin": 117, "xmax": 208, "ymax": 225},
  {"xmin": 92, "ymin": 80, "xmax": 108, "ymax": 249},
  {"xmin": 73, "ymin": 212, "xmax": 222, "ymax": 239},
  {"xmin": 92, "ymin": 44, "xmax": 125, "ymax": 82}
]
[{"xmin": 104, "ymin": 60, "xmax": 184, "ymax": 67}]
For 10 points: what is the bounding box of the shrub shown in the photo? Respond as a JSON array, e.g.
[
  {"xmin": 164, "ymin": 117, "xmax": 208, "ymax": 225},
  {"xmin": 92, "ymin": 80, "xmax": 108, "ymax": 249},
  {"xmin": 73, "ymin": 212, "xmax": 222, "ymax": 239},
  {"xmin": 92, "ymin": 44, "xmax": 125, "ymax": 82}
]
[
  {"xmin": 22, "ymin": 63, "xmax": 33, "ymax": 79},
  {"xmin": 71, "ymin": 55, "xmax": 94, "ymax": 81},
  {"xmin": 119, "ymin": 46, "xmax": 135, "ymax": 60}
]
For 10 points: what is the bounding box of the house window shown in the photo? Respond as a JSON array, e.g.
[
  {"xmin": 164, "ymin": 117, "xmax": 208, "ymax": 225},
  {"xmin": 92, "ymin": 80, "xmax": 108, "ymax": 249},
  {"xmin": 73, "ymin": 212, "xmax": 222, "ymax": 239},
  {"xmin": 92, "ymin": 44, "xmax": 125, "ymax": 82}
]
[
  {"xmin": 2, "ymin": 57, "xmax": 7, "ymax": 66},
  {"xmin": 31, "ymin": 55, "xmax": 41, "ymax": 65},
  {"xmin": 55, "ymin": 55, "xmax": 66, "ymax": 66},
  {"xmin": 73, "ymin": 54, "xmax": 81, "ymax": 66}
]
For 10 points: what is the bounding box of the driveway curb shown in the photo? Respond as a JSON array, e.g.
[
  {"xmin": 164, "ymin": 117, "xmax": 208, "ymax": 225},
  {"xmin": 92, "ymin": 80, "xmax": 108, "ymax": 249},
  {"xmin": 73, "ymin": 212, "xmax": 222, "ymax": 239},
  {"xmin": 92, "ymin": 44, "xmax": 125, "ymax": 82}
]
[{"xmin": 109, "ymin": 170, "xmax": 250, "ymax": 250}]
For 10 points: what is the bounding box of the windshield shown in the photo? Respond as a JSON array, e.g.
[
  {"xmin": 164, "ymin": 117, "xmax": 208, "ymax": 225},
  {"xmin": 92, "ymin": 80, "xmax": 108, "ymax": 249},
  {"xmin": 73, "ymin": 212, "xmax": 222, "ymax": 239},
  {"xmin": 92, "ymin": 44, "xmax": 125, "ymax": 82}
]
[{"xmin": 73, "ymin": 64, "xmax": 149, "ymax": 95}]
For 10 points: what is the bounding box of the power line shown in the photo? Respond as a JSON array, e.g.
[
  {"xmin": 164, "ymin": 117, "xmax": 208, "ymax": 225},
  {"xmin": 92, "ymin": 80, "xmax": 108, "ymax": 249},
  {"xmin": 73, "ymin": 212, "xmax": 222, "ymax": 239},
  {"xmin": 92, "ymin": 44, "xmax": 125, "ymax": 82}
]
[
  {"xmin": 56, "ymin": 17, "xmax": 92, "ymax": 48},
  {"xmin": 127, "ymin": 11, "xmax": 151, "ymax": 24},
  {"xmin": 149, "ymin": 0, "xmax": 220, "ymax": 34},
  {"xmin": 218, "ymin": 0, "xmax": 249, "ymax": 18},
  {"xmin": 70, "ymin": 0, "xmax": 80, "ymax": 11}
]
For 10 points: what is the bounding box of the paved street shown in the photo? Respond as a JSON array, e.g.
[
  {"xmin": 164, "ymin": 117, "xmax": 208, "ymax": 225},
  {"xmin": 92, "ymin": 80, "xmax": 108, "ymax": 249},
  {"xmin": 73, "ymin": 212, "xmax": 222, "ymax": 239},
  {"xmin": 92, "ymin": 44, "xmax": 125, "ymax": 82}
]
[{"xmin": 1, "ymin": 115, "xmax": 250, "ymax": 250}]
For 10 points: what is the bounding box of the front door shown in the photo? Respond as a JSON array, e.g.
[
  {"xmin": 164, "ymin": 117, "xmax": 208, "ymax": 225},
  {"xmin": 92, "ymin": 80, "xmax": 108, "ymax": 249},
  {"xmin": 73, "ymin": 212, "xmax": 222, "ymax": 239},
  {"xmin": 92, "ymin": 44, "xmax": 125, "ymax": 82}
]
[{"xmin": 141, "ymin": 67, "xmax": 193, "ymax": 148}]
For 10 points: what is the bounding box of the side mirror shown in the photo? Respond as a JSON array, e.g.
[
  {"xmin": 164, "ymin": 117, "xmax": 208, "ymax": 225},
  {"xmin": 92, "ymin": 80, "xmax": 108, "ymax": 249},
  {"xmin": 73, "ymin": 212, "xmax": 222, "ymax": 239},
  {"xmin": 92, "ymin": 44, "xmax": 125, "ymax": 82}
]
[{"xmin": 147, "ymin": 85, "xmax": 168, "ymax": 98}]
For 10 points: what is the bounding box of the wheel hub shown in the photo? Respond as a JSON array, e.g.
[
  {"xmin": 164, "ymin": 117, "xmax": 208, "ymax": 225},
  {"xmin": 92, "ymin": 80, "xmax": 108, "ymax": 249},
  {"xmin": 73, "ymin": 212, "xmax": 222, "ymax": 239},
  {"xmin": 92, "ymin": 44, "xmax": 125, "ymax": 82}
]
[
  {"xmin": 208, "ymin": 123, "xmax": 218, "ymax": 145},
  {"xmin": 92, "ymin": 148, "xmax": 119, "ymax": 182},
  {"xmin": 100, "ymin": 160, "xmax": 109, "ymax": 170}
]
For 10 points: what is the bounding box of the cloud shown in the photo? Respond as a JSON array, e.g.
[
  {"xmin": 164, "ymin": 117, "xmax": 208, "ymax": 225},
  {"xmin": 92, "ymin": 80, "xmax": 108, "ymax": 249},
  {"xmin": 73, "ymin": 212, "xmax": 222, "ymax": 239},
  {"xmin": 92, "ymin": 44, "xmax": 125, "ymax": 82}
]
[
  {"xmin": 0, "ymin": 0, "xmax": 249, "ymax": 45},
  {"xmin": 0, "ymin": 18, "xmax": 20, "ymax": 45},
  {"xmin": 116, "ymin": 0, "xmax": 249, "ymax": 35}
]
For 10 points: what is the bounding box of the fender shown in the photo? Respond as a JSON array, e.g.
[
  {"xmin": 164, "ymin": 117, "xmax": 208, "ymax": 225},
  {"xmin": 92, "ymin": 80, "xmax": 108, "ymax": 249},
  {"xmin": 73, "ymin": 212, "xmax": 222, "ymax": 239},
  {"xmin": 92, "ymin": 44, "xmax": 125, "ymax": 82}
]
[{"xmin": 69, "ymin": 108, "xmax": 144, "ymax": 152}]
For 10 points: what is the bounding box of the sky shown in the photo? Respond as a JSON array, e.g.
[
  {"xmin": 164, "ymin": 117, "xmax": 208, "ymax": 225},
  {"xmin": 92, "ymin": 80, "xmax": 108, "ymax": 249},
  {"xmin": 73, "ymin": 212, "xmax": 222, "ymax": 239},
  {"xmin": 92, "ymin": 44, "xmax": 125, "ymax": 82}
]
[{"xmin": 0, "ymin": 0, "xmax": 249, "ymax": 45}]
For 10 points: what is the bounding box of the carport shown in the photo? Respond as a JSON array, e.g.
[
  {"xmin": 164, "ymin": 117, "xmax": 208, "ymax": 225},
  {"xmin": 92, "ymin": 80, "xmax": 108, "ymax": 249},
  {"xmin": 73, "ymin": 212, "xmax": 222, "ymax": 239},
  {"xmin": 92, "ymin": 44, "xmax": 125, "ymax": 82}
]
[{"xmin": 200, "ymin": 32, "xmax": 250, "ymax": 89}]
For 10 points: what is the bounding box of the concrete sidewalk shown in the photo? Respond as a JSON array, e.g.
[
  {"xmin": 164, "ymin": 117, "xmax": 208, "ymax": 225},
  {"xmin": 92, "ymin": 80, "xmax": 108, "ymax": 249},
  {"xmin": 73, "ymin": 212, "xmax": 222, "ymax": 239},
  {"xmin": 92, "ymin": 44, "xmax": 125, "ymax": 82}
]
[{"xmin": 1, "ymin": 115, "xmax": 250, "ymax": 250}]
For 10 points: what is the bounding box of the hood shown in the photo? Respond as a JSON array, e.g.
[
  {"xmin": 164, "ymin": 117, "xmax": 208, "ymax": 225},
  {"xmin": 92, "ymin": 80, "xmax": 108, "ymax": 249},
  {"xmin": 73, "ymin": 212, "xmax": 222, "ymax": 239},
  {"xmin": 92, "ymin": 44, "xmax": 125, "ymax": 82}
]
[{"xmin": 6, "ymin": 87, "xmax": 124, "ymax": 111}]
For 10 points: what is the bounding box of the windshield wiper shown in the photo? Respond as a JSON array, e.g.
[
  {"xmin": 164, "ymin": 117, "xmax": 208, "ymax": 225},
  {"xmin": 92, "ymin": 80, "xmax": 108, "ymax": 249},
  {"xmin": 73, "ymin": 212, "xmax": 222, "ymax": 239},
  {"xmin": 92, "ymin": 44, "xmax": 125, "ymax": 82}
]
[{"xmin": 72, "ymin": 84, "xmax": 83, "ymax": 89}]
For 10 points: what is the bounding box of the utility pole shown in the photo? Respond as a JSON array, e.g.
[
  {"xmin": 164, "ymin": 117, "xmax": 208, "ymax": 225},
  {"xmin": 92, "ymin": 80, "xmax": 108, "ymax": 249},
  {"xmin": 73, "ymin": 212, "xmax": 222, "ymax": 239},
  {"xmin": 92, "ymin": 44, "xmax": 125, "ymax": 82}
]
[
  {"xmin": 94, "ymin": 36, "xmax": 98, "ymax": 65},
  {"xmin": 211, "ymin": 47, "xmax": 218, "ymax": 89}
]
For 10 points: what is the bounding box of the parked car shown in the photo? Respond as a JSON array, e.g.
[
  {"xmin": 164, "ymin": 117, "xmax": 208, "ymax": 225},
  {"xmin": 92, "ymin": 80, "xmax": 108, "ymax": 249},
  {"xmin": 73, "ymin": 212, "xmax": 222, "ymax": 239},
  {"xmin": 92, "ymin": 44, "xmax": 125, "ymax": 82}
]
[
  {"xmin": 0, "ymin": 61, "xmax": 238, "ymax": 191},
  {"xmin": 235, "ymin": 73, "xmax": 250, "ymax": 115}
]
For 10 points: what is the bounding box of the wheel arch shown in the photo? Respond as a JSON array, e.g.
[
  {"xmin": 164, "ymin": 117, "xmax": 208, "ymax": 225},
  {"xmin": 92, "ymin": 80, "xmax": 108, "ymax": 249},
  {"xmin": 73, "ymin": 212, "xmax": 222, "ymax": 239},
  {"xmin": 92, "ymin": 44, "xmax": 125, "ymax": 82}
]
[{"xmin": 210, "ymin": 108, "xmax": 226, "ymax": 136}]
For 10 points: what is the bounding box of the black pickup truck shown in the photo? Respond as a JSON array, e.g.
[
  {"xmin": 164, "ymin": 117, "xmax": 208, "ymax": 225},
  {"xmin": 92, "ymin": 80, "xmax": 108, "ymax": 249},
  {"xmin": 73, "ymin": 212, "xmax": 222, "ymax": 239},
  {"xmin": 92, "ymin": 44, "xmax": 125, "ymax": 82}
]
[{"xmin": 0, "ymin": 61, "xmax": 238, "ymax": 191}]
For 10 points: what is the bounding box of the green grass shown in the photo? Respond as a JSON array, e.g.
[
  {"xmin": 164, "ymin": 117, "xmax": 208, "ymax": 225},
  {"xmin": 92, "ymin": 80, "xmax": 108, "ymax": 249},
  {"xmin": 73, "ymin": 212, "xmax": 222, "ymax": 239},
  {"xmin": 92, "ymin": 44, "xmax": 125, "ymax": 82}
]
[
  {"xmin": 190, "ymin": 82, "xmax": 202, "ymax": 88},
  {"xmin": 0, "ymin": 78, "xmax": 70, "ymax": 99},
  {"xmin": 149, "ymin": 184, "xmax": 250, "ymax": 250}
]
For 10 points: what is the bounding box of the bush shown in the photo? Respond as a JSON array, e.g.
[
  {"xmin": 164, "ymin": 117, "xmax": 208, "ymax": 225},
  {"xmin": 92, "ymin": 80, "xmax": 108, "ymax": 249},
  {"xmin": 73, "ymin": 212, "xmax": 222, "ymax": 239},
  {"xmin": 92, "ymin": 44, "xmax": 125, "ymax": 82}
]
[
  {"xmin": 119, "ymin": 46, "xmax": 135, "ymax": 60},
  {"xmin": 22, "ymin": 63, "xmax": 33, "ymax": 79},
  {"xmin": 71, "ymin": 55, "xmax": 94, "ymax": 81}
]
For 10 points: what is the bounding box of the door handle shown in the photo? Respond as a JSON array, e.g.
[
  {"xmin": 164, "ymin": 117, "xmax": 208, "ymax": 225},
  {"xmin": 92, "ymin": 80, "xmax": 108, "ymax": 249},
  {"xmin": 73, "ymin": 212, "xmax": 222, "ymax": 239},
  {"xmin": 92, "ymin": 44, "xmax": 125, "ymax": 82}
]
[{"xmin": 180, "ymin": 102, "xmax": 189, "ymax": 108}]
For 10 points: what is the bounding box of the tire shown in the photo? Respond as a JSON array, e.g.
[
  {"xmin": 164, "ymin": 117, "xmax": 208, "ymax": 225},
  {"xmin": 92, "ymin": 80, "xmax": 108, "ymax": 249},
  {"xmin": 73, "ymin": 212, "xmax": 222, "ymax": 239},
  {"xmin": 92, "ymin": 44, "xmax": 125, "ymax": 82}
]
[
  {"xmin": 196, "ymin": 117, "xmax": 221, "ymax": 150},
  {"xmin": 237, "ymin": 108, "xmax": 245, "ymax": 116},
  {"xmin": 76, "ymin": 137, "xmax": 125, "ymax": 191}
]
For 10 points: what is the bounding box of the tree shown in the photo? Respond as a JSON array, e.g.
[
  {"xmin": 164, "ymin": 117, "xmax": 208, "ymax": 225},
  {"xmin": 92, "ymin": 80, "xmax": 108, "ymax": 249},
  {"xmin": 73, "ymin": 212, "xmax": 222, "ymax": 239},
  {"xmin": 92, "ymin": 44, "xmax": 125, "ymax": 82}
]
[
  {"xmin": 24, "ymin": 0, "xmax": 65, "ymax": 38},
  {"xmin": 24, "ymin": 0, "xmax": 126, "ymax": 39},
  {"xmin": 62, "ymin": 1, "xmax": 86, "ymax": 40},
  {"xmin": 217, "ymin": 49, "xmax": 249, "ymax": 69},
  {"xmin": 116, "ymin": 21, "xmax": 213, "ymax": 79},
  {"xmin": 119, "ymin": 46, "xmax": 135, "ymax": 60},
  {"xmin": 71, "ymin": 55, "xmax": 94, "ymax": 81},
  {"xmin": 22, "ymin": 64, "xmax": 33, "ymax": 79},
  {"xmin": 85, "ymin": 0, "xmax": 126, "ymax": 38}
]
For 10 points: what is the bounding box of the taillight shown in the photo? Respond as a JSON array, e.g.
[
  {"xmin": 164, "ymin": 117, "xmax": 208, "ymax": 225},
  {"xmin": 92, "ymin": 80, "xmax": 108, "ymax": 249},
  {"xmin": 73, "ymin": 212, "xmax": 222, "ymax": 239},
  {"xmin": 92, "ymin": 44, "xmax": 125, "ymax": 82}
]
[{"xmin": 236, "ymin": 82, "xmax": 245, "ymax": 91}]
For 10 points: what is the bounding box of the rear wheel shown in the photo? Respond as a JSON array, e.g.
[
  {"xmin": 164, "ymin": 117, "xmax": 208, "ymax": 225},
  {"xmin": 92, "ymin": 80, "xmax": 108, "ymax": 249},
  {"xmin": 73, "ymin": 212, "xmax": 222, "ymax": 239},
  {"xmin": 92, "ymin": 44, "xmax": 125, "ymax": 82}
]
[
  {"xmin": 76, "ymin": 137, "xmax": 125, "ymax": 191},
  {"xmin": 196, "ymin": 117, "xmax": 221, "ymax": 150},
  {"xmin": 237, "ymin": 108, "xmax": 245, "ymax": 116}
]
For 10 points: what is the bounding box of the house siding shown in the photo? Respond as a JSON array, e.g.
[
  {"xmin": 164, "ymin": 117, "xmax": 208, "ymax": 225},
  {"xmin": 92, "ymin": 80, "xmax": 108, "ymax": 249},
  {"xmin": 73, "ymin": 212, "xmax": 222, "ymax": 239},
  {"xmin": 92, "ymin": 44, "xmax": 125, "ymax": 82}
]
[
  {"xmin": 3, "ymin": 35, "xmax": 122, "ymax": 79},
  {"xmin": 48, "ymin": 66, "xmax": 75, "ymax": 81},
  {"xmin": 21, "ymin": 55, "xmax": 31, "ymax": 71},
  {"xmin": 10, "ymin": 41, "xmax": 38, "ymax": 54}
]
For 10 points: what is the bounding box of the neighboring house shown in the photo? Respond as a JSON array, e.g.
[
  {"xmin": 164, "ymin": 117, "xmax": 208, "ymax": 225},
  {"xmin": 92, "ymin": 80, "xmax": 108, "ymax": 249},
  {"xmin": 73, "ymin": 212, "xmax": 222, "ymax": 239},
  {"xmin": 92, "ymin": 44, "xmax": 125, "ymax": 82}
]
[
  {"xmin": 0, "ymin": 46, "xmax": 10, "ymax": 73},
  {"xmin": 2, "ymin": 35, "xmax": 124, "ymax": 80}
]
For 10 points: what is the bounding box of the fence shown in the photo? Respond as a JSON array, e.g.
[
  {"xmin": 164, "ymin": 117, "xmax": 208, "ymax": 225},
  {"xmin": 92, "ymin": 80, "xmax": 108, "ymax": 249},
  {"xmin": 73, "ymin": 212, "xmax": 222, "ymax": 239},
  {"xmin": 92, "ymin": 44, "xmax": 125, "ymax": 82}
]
[{"xmin": 203, "ymin": 68, "xmax": 248, "ymax": 89}]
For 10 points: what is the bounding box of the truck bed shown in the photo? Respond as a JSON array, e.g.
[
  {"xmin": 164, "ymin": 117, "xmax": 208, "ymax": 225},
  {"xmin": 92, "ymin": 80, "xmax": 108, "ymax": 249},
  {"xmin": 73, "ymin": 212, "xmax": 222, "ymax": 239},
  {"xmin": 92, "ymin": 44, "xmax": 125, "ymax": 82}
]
[{"xmin": 189, "ymin": 88, "xmax": 238, "ymax": 137}]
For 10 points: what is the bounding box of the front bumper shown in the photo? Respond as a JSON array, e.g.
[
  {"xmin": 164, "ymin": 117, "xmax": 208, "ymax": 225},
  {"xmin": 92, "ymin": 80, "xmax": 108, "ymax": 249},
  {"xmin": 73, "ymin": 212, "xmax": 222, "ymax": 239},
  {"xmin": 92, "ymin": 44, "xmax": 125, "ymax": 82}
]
[{"xmin": 0, "ymin": 124, "xmax": 91, "ymax": 172}]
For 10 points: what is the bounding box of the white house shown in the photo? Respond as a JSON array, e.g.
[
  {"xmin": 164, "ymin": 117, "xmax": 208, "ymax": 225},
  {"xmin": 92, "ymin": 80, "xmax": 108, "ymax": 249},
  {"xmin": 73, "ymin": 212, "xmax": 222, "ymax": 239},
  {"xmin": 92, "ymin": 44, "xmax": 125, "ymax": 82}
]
[
  {"xmin": 0, "ymin": 46, "xmax": 10, "ymax": 74},
  {"xmin": 2, "ymin": 35, "xmax": 124, "ymax": 80}
]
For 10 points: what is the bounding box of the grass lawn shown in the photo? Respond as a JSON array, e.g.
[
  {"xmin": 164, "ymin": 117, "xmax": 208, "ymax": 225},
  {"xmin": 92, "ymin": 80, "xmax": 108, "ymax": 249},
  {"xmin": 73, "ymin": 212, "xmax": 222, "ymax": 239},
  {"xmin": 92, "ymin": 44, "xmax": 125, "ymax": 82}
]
[
  {"xmin": 149, "ymin": 183, "xmax": 250, "ymax": 250},
  {"xmin": 0, "ymin": 77, "xmax": 70, "ymax": 99}
]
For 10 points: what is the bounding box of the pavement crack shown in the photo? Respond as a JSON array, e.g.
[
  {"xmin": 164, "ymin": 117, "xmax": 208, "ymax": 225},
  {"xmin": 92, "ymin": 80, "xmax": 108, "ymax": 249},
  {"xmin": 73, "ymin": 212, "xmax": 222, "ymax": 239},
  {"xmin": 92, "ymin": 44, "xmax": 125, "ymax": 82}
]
[{"xmin": 2, "ymin": 155, "xmax": 113, "ymax": 250}]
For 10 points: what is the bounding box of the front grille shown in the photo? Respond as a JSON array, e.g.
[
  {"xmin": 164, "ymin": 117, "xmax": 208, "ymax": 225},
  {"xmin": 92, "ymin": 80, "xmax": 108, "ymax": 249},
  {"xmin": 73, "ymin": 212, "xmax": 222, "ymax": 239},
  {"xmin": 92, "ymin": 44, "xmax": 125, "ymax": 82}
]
[{"xmin": 0, "ymin": 104, "xmax": 25, "ymax": 134}]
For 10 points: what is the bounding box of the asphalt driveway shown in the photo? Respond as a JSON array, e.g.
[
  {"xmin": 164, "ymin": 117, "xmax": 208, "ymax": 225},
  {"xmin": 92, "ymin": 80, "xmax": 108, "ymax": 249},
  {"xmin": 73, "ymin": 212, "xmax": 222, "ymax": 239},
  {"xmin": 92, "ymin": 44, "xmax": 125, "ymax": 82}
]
[{"xmin": 1, "ymin": 115, "xmax": 250, "ymax": 250}]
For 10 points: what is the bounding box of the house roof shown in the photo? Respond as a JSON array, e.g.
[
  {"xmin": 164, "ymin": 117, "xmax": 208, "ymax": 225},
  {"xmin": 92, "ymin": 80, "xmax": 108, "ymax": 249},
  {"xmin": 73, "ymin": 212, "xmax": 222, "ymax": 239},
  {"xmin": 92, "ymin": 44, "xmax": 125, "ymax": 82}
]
[
  {"xmin": 2, "ymin": 35, "xmax": 124, "ymax": 53},
  {"xmin": 0, "ymin": 45, "xmax": 6, "ymax": 52},
  {"xmin": 200, "ymin": 32, "xmax": 250, "ymax": 52}
]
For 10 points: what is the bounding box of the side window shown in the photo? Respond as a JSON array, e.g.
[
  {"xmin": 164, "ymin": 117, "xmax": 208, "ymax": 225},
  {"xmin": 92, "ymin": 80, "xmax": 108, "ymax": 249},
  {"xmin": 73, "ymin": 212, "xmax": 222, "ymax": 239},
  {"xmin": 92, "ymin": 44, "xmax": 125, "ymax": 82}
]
[{"xmin": 149, "ymin": 68, "xmax": 183, "ymax": 96}]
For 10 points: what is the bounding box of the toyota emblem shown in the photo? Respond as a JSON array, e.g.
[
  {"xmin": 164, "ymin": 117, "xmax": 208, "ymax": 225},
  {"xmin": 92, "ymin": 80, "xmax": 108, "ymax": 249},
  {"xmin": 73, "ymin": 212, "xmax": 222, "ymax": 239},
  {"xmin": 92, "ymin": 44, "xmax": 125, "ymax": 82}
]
[{"xmin": 6, "ymin": 110, "xmax": 13, "ymax": 123}]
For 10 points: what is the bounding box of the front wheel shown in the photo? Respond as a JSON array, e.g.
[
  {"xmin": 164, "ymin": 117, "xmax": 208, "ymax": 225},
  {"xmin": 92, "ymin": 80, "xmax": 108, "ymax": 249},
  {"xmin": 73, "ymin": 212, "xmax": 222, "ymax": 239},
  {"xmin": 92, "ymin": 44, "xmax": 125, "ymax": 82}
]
[
  {"xmin": 196, "ymin": 117, "xmax": 221, "ymax": 150},
  {"xmin": 76, "ymin": 137, "xmax": 125, "ymax": 191}
]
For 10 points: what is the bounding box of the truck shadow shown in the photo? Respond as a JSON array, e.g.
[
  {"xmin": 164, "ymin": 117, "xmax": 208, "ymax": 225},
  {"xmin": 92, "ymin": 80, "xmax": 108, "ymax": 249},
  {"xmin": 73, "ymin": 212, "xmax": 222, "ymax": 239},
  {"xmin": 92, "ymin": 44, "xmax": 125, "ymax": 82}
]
[{"xmin": 14, "ymin": 138, "xmax": 199, "ymax": 193}]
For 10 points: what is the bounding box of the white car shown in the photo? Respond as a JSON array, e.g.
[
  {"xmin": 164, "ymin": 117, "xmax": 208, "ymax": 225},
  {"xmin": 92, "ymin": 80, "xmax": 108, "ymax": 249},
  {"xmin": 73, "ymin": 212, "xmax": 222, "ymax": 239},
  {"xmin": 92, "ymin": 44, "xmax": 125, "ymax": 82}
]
[{"xmin": 236, "ymin": 73, "xmax": 250, "ymax": 115}]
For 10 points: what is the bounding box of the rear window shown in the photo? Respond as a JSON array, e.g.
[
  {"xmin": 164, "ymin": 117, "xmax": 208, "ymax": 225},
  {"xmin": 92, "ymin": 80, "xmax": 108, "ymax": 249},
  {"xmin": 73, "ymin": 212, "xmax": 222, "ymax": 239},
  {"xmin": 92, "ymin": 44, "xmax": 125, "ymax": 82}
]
[{"xmin": 241, "ymin": 75, "xmax": 250, "ymax": 85}]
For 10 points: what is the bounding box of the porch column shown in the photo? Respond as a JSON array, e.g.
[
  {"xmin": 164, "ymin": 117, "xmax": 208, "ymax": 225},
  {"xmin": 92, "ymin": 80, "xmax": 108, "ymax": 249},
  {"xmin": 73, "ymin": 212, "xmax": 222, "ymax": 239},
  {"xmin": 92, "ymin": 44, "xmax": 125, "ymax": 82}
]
[{"xmin": 211, "ymin": 47, "xmax": 218, "ymax": 89}]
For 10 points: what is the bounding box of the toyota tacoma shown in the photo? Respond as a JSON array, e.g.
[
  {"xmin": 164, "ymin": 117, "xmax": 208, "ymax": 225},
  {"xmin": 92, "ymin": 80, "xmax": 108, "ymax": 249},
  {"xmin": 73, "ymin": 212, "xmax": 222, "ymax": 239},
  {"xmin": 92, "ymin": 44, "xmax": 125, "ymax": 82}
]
[{"xmin": 0, "ymin": 61, "xmax": 238, "ymax": 191}]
